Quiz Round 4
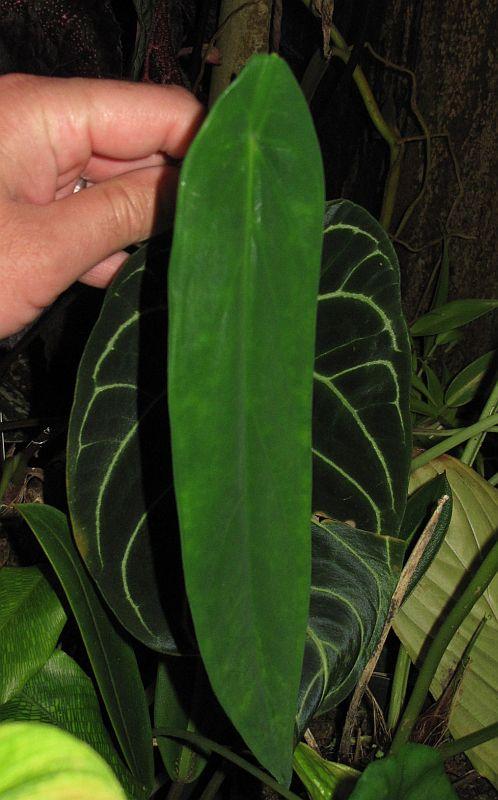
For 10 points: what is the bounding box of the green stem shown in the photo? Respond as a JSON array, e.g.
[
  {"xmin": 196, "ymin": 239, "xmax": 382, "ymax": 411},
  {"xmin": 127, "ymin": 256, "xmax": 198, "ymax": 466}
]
[
  {"xmin": 387, "ymin": 644, "xmax": 411, "ymax": 732},
  {"xmin": 460, "ymin": 378, "xmax": 498, "ymax": 467},
  {"xmin": 390, "ymin": 540, "xmax": 498, "ymax": 754},
  {"xmin": 199, "ymin": 768, "xmax": 226, "ymax": 800},
  {"xmin": 489, "ymin": 471, "xmax": 498, "ymax": 486},
  {"xmin": 154, "ymin": 729, "xmax": 301, "ymax": 800},
  {"xmin": 326, "ymin": 27, "xmax": 402, "ymax": 232},
  {"xmin": 166, "ymin": 781, "xmax": 186, "ymax": 800},
  {"xmin": 410, "ymin": 413, "xmax": 498, "ymax": 471},
  {"xmin": 437, "ymin": 722, "xmax": 498, "ymax": 761}
]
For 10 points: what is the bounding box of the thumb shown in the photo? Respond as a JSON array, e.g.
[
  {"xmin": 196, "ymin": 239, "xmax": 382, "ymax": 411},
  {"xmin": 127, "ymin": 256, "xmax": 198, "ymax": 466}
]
[{"xmin": 5, "ymin": 163, "xmax": 177, "ymax": 327}]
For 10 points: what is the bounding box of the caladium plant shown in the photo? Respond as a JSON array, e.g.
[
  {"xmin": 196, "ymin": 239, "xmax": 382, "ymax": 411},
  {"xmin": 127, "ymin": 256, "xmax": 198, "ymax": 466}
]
[{"xmin": 1, "ymin": 53, "xmax": 418, "ymax": 797}]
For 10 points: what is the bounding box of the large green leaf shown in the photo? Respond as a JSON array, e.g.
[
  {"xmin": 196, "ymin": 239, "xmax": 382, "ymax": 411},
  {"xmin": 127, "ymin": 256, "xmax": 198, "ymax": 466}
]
[
  {"xmin": 0, "ymin": 651, "xmax": 143, "ymax": 799},
  {"xmin": 168, "ymin": 55, "xmax": 324, "ymax": 785},
  {"xmin": 313, "ymin": 200, "xmax": 412, "ymax": 535},
  {"xmin": 66, "ymin": 240, "xmax": 191, "ymax": 655},
  {"xmin": 348, "ymin": 744, "xmax": 457, "ymax": 799},
  {"xmin": 0, "ymin": 721, "xmax": 126, "ymax": 800},
  {"xmin": 297, "ymin": 520, "xmax": 404, "ymax": 735},
  {"xmin": 0, "ymin": 567, "xmax": 66, "ymax": 704},
  {"xmin": 394, "ymin": 456, "xmax": 498, "ymax": 787},
  {"xmin": 17, "ymin": 505, "xmax": 153, "ymax": 791}
]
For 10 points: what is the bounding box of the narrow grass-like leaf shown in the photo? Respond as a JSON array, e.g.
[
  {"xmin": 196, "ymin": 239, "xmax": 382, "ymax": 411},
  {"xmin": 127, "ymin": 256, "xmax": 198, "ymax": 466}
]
[
  {"xmin": 0, "ymin": 651, "xmax": 144, "ymax": 799},
  {"xmin": 17, "ymin": 504, "xmax": 153, "ymax": 791},
  {"xmin": 313, "ymin": 200, "xmax": 412, "ymax": 535},
  {"xmin": 296, "ymin": 520, "xmax": 404, "ymax": 736},
  {"xmin": 0, "ymin": 566, "xmax": 66, "ymax": 704},
  {"xmin": 398, "ymin": 472, "xmax": 452, "ymax": 600},
  {"xmin": 410, "ymin": 299, "xmax": 498, "ymax": 336},
  {"xmin": 0, "ymin": 721, "xmax": 126, "ymax": 800},
  {"xmin": 445, "ymin": 350, "xmax": 497, "ymax": 407},
  {"xmin": 168, "ymin": 55, "xmax": 324, "ymax": 785},
  {"xmin": 66, "ymin": 240, "xmax": 191, "ymax": 655}
]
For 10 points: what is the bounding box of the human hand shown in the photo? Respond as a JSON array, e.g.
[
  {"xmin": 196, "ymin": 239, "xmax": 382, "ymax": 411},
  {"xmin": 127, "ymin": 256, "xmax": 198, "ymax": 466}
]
[{"xmin": 0, "ymin": 72, "xmax": 204, "ymax": 338}]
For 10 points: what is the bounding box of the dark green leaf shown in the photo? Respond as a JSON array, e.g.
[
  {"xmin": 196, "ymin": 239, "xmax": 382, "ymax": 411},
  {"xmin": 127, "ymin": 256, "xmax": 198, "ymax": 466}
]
[
  {"xmin": 349, "ymin": 744, "xmax": 457, "ymax": 799},
  {"xmin": 0, "ymin": 721, "xmax": 126, "ymax": 800},
  {"xmin": 0, "ymin": 651, "xmax": 144, "ymax": 799},
  {"xmin": 410, "ymin": 300, "xmax": 498, "ymax": 336},
  {"xmin": 66, "ymin": 240, "xmax": 191, "ymax": 655},
  {"xmin": 423, "ymin": 364, "xmax": 444, "ymax": 408},
  {"xmin": 445, "ymin": 350, "xmax": 497, "ymax": 407},
  {"xmin": 168, "ymin": 55, "xmax": 324, "ymax": 785},
  {"xmin": 398, "ymin": 473, "xmax": 452, "ymax": 600},
  {"xmin": 17, "ymin": 504, "xmax": 153, "ymax": 790},
  {"xmin": 313, "ymin": 200, "xmax": 412, "ymax": 536},
  {"xmin": 154, "ymin": 658, "xmax": 213, "ymax": 784},
  {"xmin": 296, "ymin": 520, "xmax": 404, "ymax": 736},
  {"xmin": 0, "ymin": 566, "xmax": 66, "ymax": 704}
]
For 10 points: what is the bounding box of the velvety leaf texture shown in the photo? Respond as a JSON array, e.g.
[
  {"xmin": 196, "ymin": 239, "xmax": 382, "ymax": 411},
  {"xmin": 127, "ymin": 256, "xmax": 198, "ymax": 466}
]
[
  {"xmin": 297, "ymin": 521, "xmax": 404, "ymax": 736},
  {"xmin": 313, "ymin": 200, "xmax": 412, "ymax": 536},
  {"xmin": 66, "ymin": 241, "xmax": 191, "ymax": 656},
  {"xmin": 168, "ymin": 55, "xmax": 325, "ymax": 785}
]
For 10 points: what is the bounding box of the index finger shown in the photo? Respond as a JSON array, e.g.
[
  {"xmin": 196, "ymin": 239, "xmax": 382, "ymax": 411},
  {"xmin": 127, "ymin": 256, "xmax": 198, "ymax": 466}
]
[{"xmin": 0, "ymin": 73, "xmax": 204, "ymax": 177}]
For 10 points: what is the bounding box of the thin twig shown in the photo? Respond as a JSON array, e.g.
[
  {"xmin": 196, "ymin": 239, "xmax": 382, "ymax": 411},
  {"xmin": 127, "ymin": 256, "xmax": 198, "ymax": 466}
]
[
  {"xmin": 364, "ymin": 42, "xmax": 431, "ymax": 239},
  {"xmin": 304, "ymin": 728, "xmax": 321, "ymax": 753},
  {"xmin": 338, "ymin": 495, "xmax": 450, "ymax": 761}
]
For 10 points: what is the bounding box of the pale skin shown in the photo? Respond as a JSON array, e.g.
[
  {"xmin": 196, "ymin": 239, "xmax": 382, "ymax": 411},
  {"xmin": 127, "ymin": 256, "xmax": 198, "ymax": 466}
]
[{"xmin": 0, "ymin": 72, "xmax": 205, "ymax": 339}]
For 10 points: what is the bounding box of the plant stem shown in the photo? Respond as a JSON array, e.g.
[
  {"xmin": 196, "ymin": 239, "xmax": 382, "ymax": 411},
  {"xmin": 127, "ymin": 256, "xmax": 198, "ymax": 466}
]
[
  {"xmin": 326, "ymin": 26, "xmax": 402, "ymax": 232},
  {"xmin": 199, "ymin": 768, "xmax": 226, "ymax": 800},
  {"xmin": 154, "ymin": 729, "xmax": 301, "ymax": 800},
  {"xmin": 166, "ymin": 781, "xmax": 186, "ymax": 800},
  {"xmin": 410, "ymin": 413, "xmax": 498, "ymax": 471},
  {"xmin": 437, "ymin": 722, "xmax": 498, "ymax": 761},
  {"xmin": 489, "ymin": 471, "xmax": 498, "ymax": 486},
  {"xmin": 387, "ymin": 644, "xmax": 411, "ymax": 732},
  {"xmin": 390, "ymin": 540, "xmax": 498, "ymax": 754},
  {"xmin": 460, "ymin": 377, "xmax": 498, "ymax": 467}
]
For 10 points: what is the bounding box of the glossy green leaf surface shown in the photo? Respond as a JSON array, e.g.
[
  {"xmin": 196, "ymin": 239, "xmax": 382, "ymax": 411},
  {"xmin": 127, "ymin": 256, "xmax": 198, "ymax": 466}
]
[
  {"xmin": 0, "ymin": 651, "xmax": 143, "ymax": 799},
  {"xmin": 0, "ymin": 567, "xmax": 66, "ymax": 704},
  {"xmin": 17, "ymin": 504, "xmax": 153, "ymax": 790},
  {"xmin": 0, "ymin": 721, "xmax": 126, "ymax": 800},
  {"xmin": 410, "ymin": 299, "xmax": 498, "ymax": 336},
  {"xmin": 168, "ymin": 55, "xmax": 324, "ymax": 785},
  {"xmin": 445, "ymin": 350, "xmax": 497, "ymax": 407},
  {"xmin": 394, "ymin": 457, "xmax": 498, "ymax": 787},
  {"xmin": 348, "ymin": 744, "xmax": 457, "ymax": 799},
  {"xmin": 313, "ymin": 200, "xmax": 412, "ymax": 536},
  {"xmin": 66, "ymin": 240, "xmax": 190, "ymax": 655},
  {"xmin": 296, "ymin": 520, "xmax": 404, "ymax": 736}
]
